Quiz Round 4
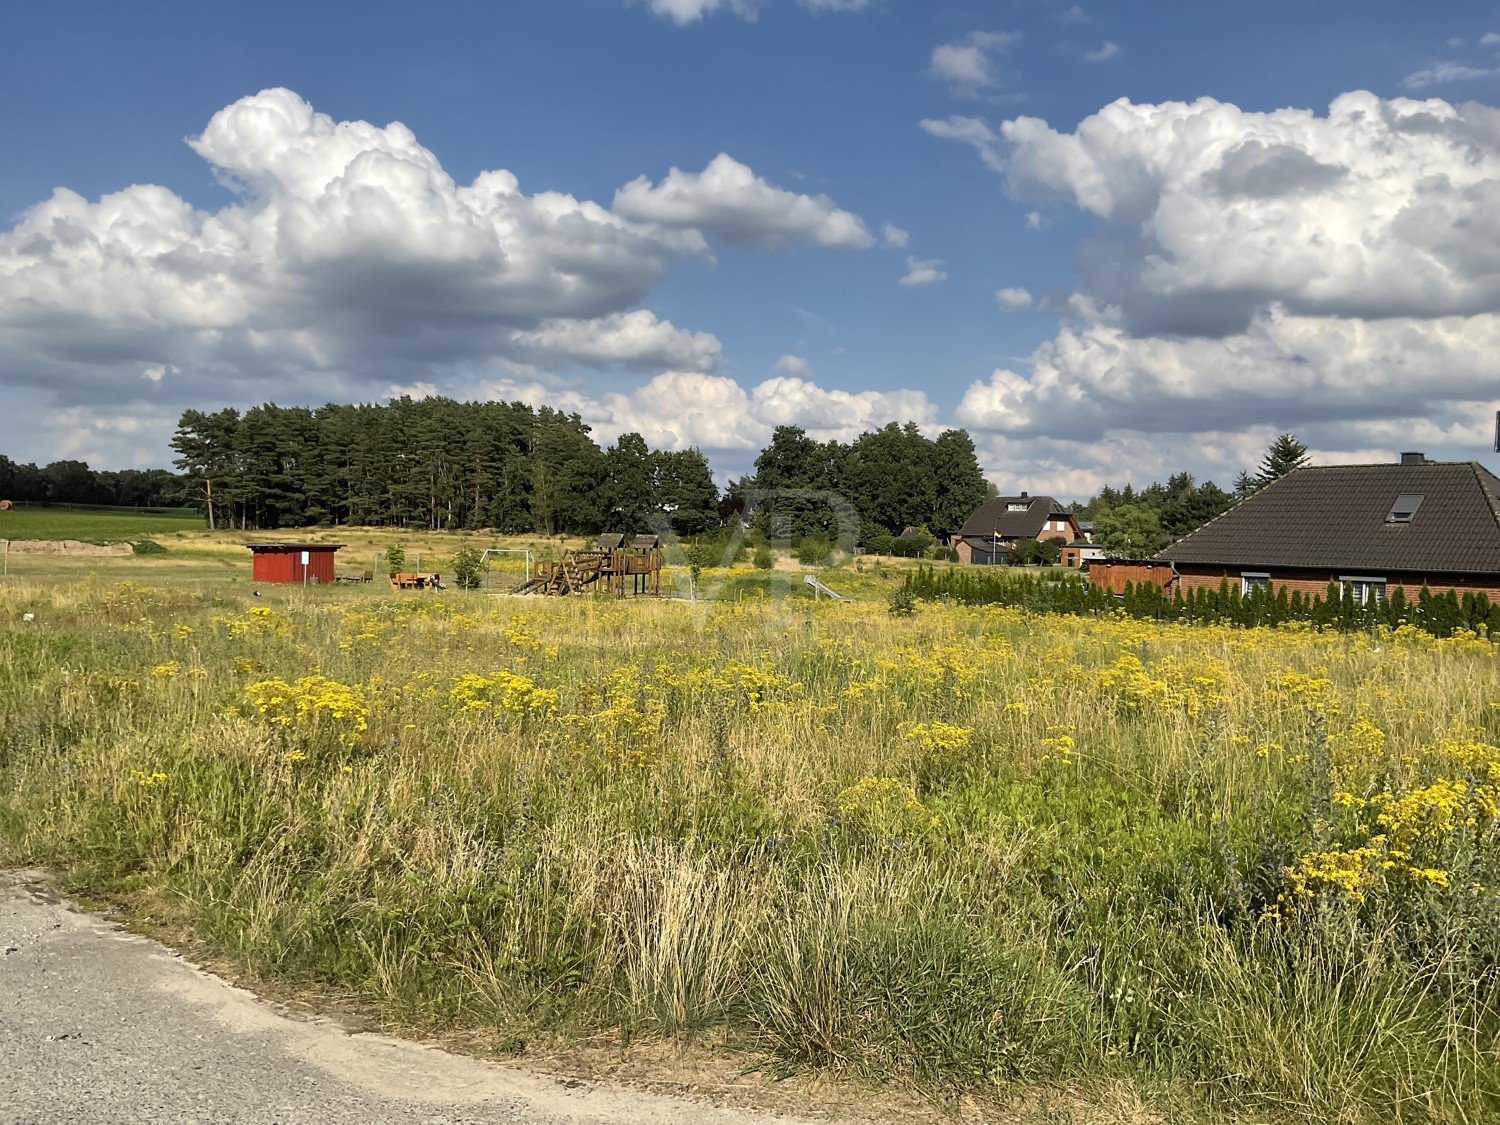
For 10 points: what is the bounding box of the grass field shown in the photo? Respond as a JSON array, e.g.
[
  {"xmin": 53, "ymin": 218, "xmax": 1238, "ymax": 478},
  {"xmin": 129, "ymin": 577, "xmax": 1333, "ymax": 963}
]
[
  {"xmin": 1, "ymin": 555, "xmax": 1497, "ymax": 1123},
  {"xmin": 0, "ymin": 506, "xmax": 203, "ymax": 543}
]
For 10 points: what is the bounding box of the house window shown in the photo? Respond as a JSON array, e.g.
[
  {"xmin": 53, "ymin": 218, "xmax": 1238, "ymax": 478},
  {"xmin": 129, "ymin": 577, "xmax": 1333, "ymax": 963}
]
[
  {"xmin": 1007, "ymin": 502, "xmax": 1029, "ymax": 512},
  {"xmin": 1386, "ymin": 494, "xmax": 1424, "ymax": 523},
  {"xmin": 1241, "ymin": 572, "xmax": 1270, "ymax": 595},
  {"xmin": 1340, "ymin": 576, "xmax": 1387, "ymax": 606}
]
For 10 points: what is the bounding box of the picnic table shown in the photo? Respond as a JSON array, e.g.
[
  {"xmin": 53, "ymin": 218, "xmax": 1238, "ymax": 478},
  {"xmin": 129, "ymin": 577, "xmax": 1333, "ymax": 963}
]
[{"xmin": 389, "ymin": 572, "xmax": 443, "ymax": 590}]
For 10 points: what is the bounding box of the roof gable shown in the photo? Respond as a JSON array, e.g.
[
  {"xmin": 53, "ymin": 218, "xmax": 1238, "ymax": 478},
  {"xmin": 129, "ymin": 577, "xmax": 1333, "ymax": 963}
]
[{"xmin": 1157, "ymin": 462, "xmax": 1500, "ymax": 575}]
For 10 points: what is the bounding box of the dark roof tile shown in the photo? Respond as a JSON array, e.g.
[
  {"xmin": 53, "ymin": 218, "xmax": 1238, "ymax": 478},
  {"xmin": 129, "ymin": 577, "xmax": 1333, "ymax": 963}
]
[{"xmin": 1156, "ymin": 462, "xmax": 1500, "ymax": 575}]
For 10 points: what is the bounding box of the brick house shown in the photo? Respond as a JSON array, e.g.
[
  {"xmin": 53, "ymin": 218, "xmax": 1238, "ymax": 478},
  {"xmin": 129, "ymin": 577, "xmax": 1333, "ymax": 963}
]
[
  {"xmin": 951, "ymin": 493, "xmax": 1082, "ymax": 565},
  {"xmin": 1155, "ymin": 454, "xmax": 1500, "ymax": 603}
]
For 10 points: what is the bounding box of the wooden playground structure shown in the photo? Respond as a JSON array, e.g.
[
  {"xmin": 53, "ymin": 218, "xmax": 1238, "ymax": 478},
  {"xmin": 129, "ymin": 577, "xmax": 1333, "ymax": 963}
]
[{"xmin": 513, "ymin": 534, "xmax": 663, "ymax": 597}]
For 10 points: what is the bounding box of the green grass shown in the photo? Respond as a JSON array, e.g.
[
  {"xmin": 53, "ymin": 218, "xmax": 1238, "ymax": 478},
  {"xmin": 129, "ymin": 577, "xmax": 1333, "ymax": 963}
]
[{"xmin": 0, "ymin": 506, "xmax": 203, "ymax": 542}]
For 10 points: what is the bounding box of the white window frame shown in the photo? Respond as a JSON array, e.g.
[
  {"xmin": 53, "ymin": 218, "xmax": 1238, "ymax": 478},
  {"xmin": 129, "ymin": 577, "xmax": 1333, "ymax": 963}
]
[
  {"xmin": 1241, "ymin": 572, "xmax": 1270, "ymax": 596},
  {"xmin": 1340, "ymin": 575, "xmax": 1387, "ymax": 606}
]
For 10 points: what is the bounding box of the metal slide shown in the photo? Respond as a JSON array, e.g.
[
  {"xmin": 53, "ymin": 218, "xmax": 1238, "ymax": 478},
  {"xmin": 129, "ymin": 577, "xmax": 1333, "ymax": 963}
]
[{"xmin": 803, "ymin": 574, "xmax": 846, "ymax": 601}]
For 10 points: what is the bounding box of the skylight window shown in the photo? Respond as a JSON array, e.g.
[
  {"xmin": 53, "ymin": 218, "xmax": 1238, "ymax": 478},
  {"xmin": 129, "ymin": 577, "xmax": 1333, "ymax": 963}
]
[{"xmin": 1386, "ymin": 494, "xmax": 1424, "ymax": 523}]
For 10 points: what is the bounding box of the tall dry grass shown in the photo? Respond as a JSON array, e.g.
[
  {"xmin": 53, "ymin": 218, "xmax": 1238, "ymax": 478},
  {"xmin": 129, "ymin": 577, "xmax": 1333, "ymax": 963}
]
[{"xmin": 1, "ymin": 575, "xmax": 1498, "ymax": 1122}]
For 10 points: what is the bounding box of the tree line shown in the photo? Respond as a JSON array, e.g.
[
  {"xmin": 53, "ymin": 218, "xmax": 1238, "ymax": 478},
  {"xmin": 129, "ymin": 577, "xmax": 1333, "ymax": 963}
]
[
  {"xmin": 734, "ymin": 422, "xmax": 992, "ymax": 551},
  {"xmin": 168, "ymin": 398, "xmax": 721, "ymax": 534},
  {"xmin": 15, "ymin": 401, "xmax": 1311, "ymax": 554},
  {"xmin": 0, "ymin": 456, "xmax": 181, "ymax": 509},
  {"xmin": 168, "ymin": 399, "xmax": 995, "ymax": 543}
]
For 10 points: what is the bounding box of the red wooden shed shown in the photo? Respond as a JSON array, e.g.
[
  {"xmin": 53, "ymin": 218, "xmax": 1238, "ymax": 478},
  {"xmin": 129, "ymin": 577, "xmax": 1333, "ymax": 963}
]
[{"xmin": 246, "ymin": 543, "xmax": 345, "ymax": 585}]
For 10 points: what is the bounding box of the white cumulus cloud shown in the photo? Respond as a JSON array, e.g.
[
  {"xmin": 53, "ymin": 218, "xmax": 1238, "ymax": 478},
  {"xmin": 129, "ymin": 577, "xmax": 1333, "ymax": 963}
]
[
  {"xmin": 0, "ymin": 88, "xmax": 879, "ymax": 464},
  {"xmin": 961, "ymin": 90, "xmax": 1500, "ymax": 334},
  {"xmin": 0, "ymin": 88, "xmax": 713, "ymax": 408},
  {"xmin": 931, "ymin": 89, "xmax": 1500, "ymax": 484},
  {"xmin": 480, "ymin": 369, "xmax": 935, "ymax": 453},
  {"xmin": 881, "ymin": 222, "xmax": 911, "ymax": 247},
  {"xmin": 1083, "ymin": 40, "xmax": 1119, "ymax": 62},
  {"xmin": 996, "ymin": 287, "xmax": 1033, "ymax": 311},
  {"xmin": 919, "ymin": 115, "xmax": 1006, "ymax": 172},
  {"xmin": 509, "ymin": 311, "xmax": 721, "ymax": 372},
  {"xmin": 955, "ymin": 307, "xmax": 1500, "ymax": 442},
  {"xmin": 774, "ymin": 354, "xmax": 811, "ymax": 377},
  {"xmin": 899, "ymin": 256, "xmax": 947, "ymax": 287},
  {"xmin": 613, "ymin": 153, "xmax": 874, "ymax": 249},
  {"xmin": 930, "ymin": 31, "xmax": 1022, "ymax": 98},
  {"xmin": 645, "ymin": 0, "xmax": 759, "ymax": 25}
]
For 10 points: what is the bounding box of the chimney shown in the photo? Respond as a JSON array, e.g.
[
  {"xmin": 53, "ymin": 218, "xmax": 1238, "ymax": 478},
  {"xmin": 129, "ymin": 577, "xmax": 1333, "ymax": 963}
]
[
  {"xmin": 1020, "ymin": 490, "xmax": 1029, "ymax": 499},
  {"xmin": 1400, "ymin": 452, "xmax": 1426, "ymax": 466}
]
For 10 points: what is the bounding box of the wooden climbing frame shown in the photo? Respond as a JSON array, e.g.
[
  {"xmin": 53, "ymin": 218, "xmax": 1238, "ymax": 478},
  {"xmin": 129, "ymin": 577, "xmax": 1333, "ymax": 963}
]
[{"xmin": 512, "ymin": 535, "xmax": 663, "ymax": 597}]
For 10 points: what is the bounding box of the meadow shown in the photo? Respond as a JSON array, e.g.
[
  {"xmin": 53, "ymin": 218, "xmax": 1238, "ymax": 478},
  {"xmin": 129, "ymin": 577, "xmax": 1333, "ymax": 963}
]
[
  {"xmin": 0, "ymin": 505, "xmax": 202, "ymax": 543},
  {"xmin": 1, "ymin": 558, "xmax": 1498, "ymax": 1123}
]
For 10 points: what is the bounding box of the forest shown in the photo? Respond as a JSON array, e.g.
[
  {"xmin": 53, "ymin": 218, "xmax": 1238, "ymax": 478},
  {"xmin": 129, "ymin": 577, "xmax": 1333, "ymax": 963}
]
[{"xmin": 167, "ymin": 397, "xmax": 996, "ymax": 543}]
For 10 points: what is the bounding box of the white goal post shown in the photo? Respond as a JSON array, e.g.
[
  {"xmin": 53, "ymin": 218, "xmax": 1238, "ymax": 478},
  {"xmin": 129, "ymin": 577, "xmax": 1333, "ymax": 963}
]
[{"xmin": 479, "ymin": 548, "xmax": 533, "ymax": 583}]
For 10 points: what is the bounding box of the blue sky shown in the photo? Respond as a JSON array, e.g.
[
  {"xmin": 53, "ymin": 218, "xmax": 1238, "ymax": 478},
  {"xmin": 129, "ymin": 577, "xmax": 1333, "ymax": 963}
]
[{"xmin": 4, "ymin": 0, "xmax": 1500, "ymax": 496}]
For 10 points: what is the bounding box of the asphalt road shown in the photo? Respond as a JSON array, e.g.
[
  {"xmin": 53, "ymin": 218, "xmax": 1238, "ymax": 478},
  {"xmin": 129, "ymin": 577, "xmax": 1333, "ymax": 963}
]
[{"xmin": 0, "ymin": 871, "xmax": 821, "ymax": 1125}]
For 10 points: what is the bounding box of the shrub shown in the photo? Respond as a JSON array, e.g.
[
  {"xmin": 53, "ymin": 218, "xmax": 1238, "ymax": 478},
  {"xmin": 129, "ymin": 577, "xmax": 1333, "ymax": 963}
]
[
  {"xmin": 1010, "ymin": 538, "xmax": 1061, "ymax": 566},
  {"xmin": 451, "ymin": 546, "xmax": 485, "ymax": 590},
  {"xmin": 796, "ymin": 536, "xmax": 833, "ymax": 566},
  {"xmin": 888, "ymin": 528, "xmax": 934, "ymax": 558},
  {"xmin": 753, "ymin": 545, "xmax": 774, "ymax": 570},
  {"xmin": 684, "ymin": 542, "xmax": 721, "ymax": 572},
  {"xmin": 887, "ymin": 587, "xmax": 916, "ymax": 617},
  {"xmin": 132, "ymin": 540, "xmax": 167, "ymax": 555},
  {"xmin": 383, "ymin": 544, "xmax": 406, "ymax": 575}
]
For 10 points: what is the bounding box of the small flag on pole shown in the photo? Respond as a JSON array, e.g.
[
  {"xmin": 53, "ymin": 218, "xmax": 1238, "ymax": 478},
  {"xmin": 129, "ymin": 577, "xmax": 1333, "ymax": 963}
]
[{"xmin": 1495, "ymin": 409, "xmax": 1500, "ymax": 453}]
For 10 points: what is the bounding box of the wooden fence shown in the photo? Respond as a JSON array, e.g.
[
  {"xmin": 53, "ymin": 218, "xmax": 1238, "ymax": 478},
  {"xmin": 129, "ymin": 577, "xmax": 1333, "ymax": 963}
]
[{"xmin": 1086, "ymin": 560, "xmax": 1177, "ymax": 596}]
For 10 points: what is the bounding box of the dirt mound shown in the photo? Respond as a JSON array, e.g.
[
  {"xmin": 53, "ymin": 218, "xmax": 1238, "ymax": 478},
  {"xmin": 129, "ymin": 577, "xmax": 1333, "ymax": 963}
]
[{"xmin": 1, "ymin": 539, "xmax": 133, "ymax": 557}]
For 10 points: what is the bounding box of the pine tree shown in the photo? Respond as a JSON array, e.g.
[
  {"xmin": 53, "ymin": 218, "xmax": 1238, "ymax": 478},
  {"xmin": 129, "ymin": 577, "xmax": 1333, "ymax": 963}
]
[
  {"xmin": 170, "ymin": 408, "xmax": 241, "ymax": 530},
  {"xmin": 1257, "ymin": 433, "xmax": 1311, "ymax": 486},
  {"xmin": 1232, "ymin": 471, "xmax": 1260, "ymax": 501}
]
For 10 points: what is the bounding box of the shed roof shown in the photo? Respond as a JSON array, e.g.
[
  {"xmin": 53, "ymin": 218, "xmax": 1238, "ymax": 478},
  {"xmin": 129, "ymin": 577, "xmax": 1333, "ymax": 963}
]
[
  {"xmin": 957, "ymin": 495, "xmax": 1073, "ymax": 540},
  {"xmin": 245, "ymin": 543, "xmax": 345, "ymax": 551},
  {"xmin": 597, "ymin": 533, "xmax": 626, "ymax": 550},
  {"xmin": 1156, "ymin": 461, "xmax": 1500, "ymax": 575}
]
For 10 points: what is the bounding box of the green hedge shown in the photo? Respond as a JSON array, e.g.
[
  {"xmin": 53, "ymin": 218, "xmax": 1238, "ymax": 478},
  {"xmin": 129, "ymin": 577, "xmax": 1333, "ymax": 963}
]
[{"xmin": 903, "ymin": 566, "xmax": 1500, "ymax": 639}]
